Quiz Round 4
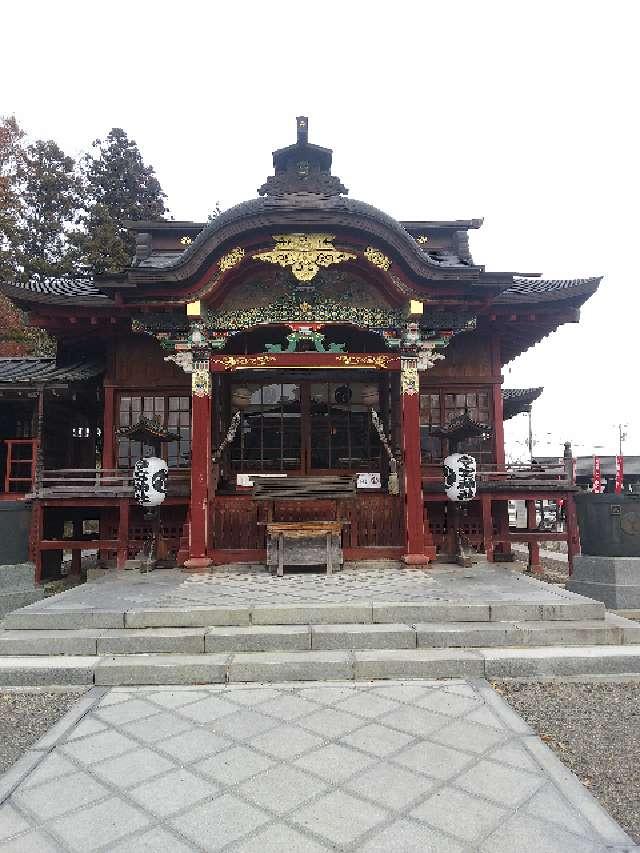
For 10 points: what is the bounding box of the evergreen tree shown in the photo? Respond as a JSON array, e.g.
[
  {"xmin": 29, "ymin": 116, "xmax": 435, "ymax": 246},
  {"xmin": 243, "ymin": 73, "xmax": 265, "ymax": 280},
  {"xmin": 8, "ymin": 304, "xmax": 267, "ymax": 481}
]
[
  {"xmin": 17, "ymin": 139, "xmax": 83, "ymax": 285},
  {"xmin": 0, "ymin": 116, "xmax": 26, "ymax": 284},
  {"xmin": 77, "ymin": 128, "xmax": 166, "ymax": 274}
]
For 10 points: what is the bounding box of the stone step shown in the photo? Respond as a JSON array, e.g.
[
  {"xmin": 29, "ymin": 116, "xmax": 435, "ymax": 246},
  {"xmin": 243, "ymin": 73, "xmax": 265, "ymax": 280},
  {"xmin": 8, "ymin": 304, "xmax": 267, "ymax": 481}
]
[
  {"xmin": 2, "ymin": 644, "xmax": 640, "ymax": 686},
  {"xmin": 0, "ymin": 615, "xmax": 637, "ymax": 657},
  {"xmin": 2, "ymin": 596, "xmax": 606, "ymax": 630}
]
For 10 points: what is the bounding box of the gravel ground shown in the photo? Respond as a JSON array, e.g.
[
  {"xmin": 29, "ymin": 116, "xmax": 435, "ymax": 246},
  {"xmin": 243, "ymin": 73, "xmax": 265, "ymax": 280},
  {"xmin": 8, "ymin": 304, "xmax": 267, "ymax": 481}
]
[
  {"xmin": 497, "ymin": 680, "xmax": 640, "ymax": 843},
  {"xmin": 0, "ymin": 690, "xmax": 85, "ymax": 774},
  {"xmin": 512, "ymin": 551, "xmax": 569, "ymax": 586}
]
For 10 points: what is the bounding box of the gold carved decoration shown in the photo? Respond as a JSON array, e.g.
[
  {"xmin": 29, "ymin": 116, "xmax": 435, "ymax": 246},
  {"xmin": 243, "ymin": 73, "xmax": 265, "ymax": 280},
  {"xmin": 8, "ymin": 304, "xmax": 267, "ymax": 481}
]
[
  {"xmin": 210, "ymin": 355, "xmax": 277, "ymax": 370},
  {"xmin": 336, "ymin": 354, "xmax": 393, "ymax": 369},
  {"xmin": 364, "ymin": 247, "xmax": 391, "ymax": 271},
  {"xmin": 252, "ymin": 234, "xmax": 356, "ymax": 282},
  {"xmin": 400, "ymin": 357, "xmax": 419, "ymax": 395},
  {"xmin": 192, "ymin": 361, "xmax": 211, "ymax": 397},
  {"xmin": 219, "ymin": 247, "xmax": 245, "ymax": 272},
  {"xmin": 416, "ymin": 235, "xmax": 429, "ymax": 245},
  {"xmin": 180, "ymin": 236, "xmax": 193, "ymax": 246}
]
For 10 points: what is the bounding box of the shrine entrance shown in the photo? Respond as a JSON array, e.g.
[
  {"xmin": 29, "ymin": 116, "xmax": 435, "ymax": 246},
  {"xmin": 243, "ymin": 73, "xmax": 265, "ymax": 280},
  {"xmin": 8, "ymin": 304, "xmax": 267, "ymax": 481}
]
[{"xmin": 227, "ymin": 377, "xmax": 385, "ymax": 478}]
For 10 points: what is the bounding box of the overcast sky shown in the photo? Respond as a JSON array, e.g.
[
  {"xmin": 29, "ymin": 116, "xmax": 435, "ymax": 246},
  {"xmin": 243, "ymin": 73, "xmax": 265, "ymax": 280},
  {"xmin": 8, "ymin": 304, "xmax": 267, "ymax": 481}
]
[{"xmin": 4, "ymin": 0, "xmax": 638, "ymax": 459}]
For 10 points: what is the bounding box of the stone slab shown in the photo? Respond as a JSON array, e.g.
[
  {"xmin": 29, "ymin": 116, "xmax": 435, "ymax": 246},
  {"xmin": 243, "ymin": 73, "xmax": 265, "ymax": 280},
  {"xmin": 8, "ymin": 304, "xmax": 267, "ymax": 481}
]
[
  {"xmin": 354, "ymin": 649, "xmax": 485, "ymax": 680},
  {"xmin": 251, "ymin": 602, "xmax": 372, "ymax": 625},
  {"xmin": 0, "ymin": 629, "xmax": 98, "ymax": 656},
  {"xmin": 415, "ymin": 620, "xmax": 619, "ymax": 649},
  {"xmin": 311, "ymin": 623, "xmax": 416, "ymax": 650},
  {"xmin": 4, "ymin": 610, "xmax": 125, "ymax": 630},
  {"xmin": 605, "ymin": 613, "xmax": 640, "ymax": 643},
  {"xmin": 228, "ymin": 651, "xmax": 353, "ymax": 682},
  {"xmin": 372, "ymin": 601, "xmax": 491, "ymax": 623},
  {"xmin": 483, "ymin": 644, "xmax": 640, "ymax": 678},
  {"xmin": 0, "ymin": 656, "xmax": 97, "ymax": 686},
  {"xmin": 97, "ymin": 629, "xmax": 205, "ymax": 655},
  {"xmin": 94, "ymin": 654, "xmax": 229, "ymax": 685},
  {"xmin": 124, "ymin": 607, "xmax": 250, "ymax": 628},
  {"xmin": 205, "ymin": 625, "xmax": 310, "ymax": 653},
  {"xmin": 540, "ymin": 600, "xmax": 606, "ymax": 621}
]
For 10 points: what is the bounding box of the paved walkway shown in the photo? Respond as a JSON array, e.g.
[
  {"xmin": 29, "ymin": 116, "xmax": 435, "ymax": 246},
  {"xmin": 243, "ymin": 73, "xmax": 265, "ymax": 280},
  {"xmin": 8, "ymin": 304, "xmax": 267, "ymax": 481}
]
[
  {"xmin": 9, "ymin": 563, "xmax": 589, "ymax": 618},
  {"xmin": 0, "ymin": 680, "xmax": 636, "ymax": 852}
]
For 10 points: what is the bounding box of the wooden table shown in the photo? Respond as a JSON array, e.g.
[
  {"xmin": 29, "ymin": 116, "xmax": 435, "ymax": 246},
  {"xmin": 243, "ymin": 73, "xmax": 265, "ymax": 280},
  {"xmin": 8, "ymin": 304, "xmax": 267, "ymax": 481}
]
[{"xmin": 264, "ymin": 521, "xmax": 345, "ymax": 577}]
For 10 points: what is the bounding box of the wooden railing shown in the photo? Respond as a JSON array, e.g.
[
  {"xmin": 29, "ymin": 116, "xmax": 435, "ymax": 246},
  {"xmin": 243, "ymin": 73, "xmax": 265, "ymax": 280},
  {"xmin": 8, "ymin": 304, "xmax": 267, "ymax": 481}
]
[
  {"xmin": 476, "ymin": 462, "xmax": 570, "ymax": 483},
  {"xmin": 33, "ymin": 467, "xmax": 191, "ymax": 498},
  {"xmin": 3, "ymin": 439, "xmax": 37, "ymax": 494},
  {"xmin": 423, "ymin": 461, "xmax": 571, "ymax": 486}
]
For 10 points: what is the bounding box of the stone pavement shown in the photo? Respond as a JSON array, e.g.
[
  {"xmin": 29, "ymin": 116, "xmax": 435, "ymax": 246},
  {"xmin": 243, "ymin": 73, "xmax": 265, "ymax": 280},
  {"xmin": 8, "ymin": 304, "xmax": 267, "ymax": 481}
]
[
  {"xmin": 0, "ymin": 680, "xmax": 637, "ymax": 852},
  {"xmin": 5, "ymin": 563, "xmax": 597, "ymax": 618}
]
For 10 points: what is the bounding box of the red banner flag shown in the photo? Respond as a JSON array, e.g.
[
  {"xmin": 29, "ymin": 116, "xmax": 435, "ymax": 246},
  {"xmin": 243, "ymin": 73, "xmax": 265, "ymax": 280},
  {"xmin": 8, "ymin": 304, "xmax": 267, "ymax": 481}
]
[
  {"xmin": 615, "ymin": 455, "xmax": 624, "ymax": 494},
  {"xmin": 593, "ymin": 456, "xmax": 602, "ymax": 493}
]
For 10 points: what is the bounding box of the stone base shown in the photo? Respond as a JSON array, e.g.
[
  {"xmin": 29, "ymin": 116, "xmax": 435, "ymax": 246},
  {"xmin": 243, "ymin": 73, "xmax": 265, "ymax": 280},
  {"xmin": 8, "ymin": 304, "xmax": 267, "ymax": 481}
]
[
  {"xmin": 0, "ymin": 562, "xmax": 45, "ymax": 618},
  {"xmin": 402, "ymin": 550, "xmax": 436, "ymax": 567},
  {"xmin": 567, "ymin": 555, "xmax": 640, "ymax": 609},
  {"xmin": 183, "ymin": 557, "xmax": 212, "ymax": 572}
]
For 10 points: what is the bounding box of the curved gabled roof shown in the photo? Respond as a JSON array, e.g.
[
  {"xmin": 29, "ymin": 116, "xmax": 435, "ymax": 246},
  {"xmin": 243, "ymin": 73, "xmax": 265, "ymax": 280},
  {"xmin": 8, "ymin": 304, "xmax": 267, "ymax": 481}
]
[{"xmin": 124, "ymin": 195, "xmax": 484, "ymax": 290}]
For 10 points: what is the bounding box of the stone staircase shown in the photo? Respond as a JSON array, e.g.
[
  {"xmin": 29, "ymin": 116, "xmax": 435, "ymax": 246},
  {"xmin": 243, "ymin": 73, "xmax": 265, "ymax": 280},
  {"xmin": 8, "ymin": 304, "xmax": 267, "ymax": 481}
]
[{"xmin": 2, "ymin": 595, "xmax": 640, "ymax": 686}]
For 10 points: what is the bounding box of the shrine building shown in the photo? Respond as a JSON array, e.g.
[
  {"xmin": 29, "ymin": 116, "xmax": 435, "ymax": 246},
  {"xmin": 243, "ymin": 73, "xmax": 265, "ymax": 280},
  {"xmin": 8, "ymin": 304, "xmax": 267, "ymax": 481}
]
[{"xmin": 0, "ymin": 118, "xmax": 600, "ymax": 579}]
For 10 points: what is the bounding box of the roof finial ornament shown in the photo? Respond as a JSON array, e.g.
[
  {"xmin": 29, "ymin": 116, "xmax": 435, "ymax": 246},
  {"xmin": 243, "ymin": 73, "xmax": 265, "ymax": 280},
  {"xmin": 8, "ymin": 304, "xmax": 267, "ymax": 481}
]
[{"xmin": 297, "ymin": 116, "xmax": 308, "ymax": 145}]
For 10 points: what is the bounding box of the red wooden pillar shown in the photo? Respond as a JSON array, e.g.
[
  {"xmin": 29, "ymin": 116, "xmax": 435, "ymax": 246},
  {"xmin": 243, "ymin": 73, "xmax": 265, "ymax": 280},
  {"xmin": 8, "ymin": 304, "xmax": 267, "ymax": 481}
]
[
  {"xmin": 490, "ymin": 338, "xmax": 505, "ymax": 467},
  {"xmin": 565, "ymin": 493, "xmax": 579, "ymax": 576},
  {"xmin": 526, "ymin": 499, "xmax": 542, "ymax": 574},
  {"xmin": 400, "ymin": 358, "xmax": 436, "ymax": 565},
  {"xmin": 102, "ymin": 384, "xmax": 115, "ymax": 470},
  {"xmin": 494, "ymin": 500, "xmax": 512, "ymax": 560},
  {"xmin": 184, "ymin": 360, "xmax": 212, "ymax": 571},
  {"xmin": 31, "ymin": 501, "xmax": 44, "ymax": 585},
  {"xmin": 70, "ymin": 519, "xmax": 82, "ymax": 577},
  {"xmin": 116, "ymin": 498, "xmax": 129, "ymax": 570},
  {"xmin": 481, "ymin": 494, "xmax": 494, "ymax": 561}
]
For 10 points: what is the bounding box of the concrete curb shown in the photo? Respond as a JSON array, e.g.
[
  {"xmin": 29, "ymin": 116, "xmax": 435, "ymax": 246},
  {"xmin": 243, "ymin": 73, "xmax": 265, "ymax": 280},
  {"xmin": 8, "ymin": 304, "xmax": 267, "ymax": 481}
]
[
  {"xmin": 522, "ymin": 734, "xmax": 635, "ymax": 846},
  {"xmin": 0, "ymin": 687, "xmax": 106, "ymax": 806}
]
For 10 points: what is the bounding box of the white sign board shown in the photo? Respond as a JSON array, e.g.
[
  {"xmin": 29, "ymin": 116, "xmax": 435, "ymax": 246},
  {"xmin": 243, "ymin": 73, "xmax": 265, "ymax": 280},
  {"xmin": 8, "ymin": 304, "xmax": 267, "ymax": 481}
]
[{"xmin": 357, "ymin": 473, "xmax": 381, "ymax": 489}]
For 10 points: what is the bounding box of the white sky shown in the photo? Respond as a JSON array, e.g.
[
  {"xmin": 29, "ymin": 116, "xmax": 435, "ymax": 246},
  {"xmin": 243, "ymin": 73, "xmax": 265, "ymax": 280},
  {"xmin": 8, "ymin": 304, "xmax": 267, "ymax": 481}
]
[{"xmin": 3, "ymin": 0, "xmax": 639, "ymax": 458}]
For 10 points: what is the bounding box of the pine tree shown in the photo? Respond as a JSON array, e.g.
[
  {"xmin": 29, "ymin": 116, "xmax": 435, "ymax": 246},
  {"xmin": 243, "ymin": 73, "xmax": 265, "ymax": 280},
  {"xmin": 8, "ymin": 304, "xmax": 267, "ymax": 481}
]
[{"xmin": 77, "ymin": 128, "xmax": 167, "ymax": 275}]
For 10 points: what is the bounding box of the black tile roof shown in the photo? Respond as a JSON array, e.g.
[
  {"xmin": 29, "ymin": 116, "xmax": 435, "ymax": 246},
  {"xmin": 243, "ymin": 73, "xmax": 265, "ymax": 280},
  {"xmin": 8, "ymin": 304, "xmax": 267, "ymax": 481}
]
[
  {"xmin": 0, "ymin": 357, "xmax": 104, "ymax": 386},
  {"xmin": 498, "ymin": 277, "xmax": 600, "ymax": 304},
  {"xmin": 0, "ymin": 280, "xmax": 110, "ymax": 306},
  {"xmin": 502, "ymin": 387, "xmax": 544, "ymax": 420}
]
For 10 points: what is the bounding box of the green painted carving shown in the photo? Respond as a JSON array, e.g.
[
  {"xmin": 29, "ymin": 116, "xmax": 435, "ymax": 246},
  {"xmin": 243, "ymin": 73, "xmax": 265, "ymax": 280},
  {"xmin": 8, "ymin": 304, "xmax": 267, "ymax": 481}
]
[{"xmin": 265, "ymin": 330, "xmax": 346, "ymax": 353}]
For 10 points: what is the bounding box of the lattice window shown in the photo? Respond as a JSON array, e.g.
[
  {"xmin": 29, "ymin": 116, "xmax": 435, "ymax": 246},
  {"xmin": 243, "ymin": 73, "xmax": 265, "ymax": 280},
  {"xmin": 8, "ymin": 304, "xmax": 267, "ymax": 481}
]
[
  {"xmin": 117, "ymin": 395, "xmax": 191, "ymax": 469},
  {"xmin": 420, "ymin": 389, "xmax": 493, "ymax": 465}
]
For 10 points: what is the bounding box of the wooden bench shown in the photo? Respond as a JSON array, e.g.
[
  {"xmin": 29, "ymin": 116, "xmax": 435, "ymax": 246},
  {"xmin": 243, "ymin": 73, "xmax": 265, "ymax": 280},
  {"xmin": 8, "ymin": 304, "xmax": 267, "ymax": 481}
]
[{"xmin": 264, "ymin": 521, "xmax": 346, "ymax": 576}]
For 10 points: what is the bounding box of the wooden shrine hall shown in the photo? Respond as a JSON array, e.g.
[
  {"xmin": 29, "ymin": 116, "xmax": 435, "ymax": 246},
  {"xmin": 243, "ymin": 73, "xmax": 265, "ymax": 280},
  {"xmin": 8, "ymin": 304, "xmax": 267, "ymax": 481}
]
[{"xmin": 0, "ymin": 117, "xmax": 600, "ymax": 579}]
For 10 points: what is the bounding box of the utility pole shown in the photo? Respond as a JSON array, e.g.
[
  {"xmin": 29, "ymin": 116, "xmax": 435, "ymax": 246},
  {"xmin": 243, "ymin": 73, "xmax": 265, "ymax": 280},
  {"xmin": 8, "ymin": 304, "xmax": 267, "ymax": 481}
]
[{"xmin": 616, "ymin": 423, "xmax": 629, "ymax": 456}]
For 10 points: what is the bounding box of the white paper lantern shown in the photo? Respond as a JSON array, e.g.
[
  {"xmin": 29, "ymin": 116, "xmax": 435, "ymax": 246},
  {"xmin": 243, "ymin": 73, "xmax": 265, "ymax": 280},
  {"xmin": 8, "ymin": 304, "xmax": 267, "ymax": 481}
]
[
  {"xmin": 133, "ymin": 457, "xmax": 168, "ymax": 506},
  {"xmin": 443, "ymin": 453, "xmax": 477, "ymax": 502}
]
